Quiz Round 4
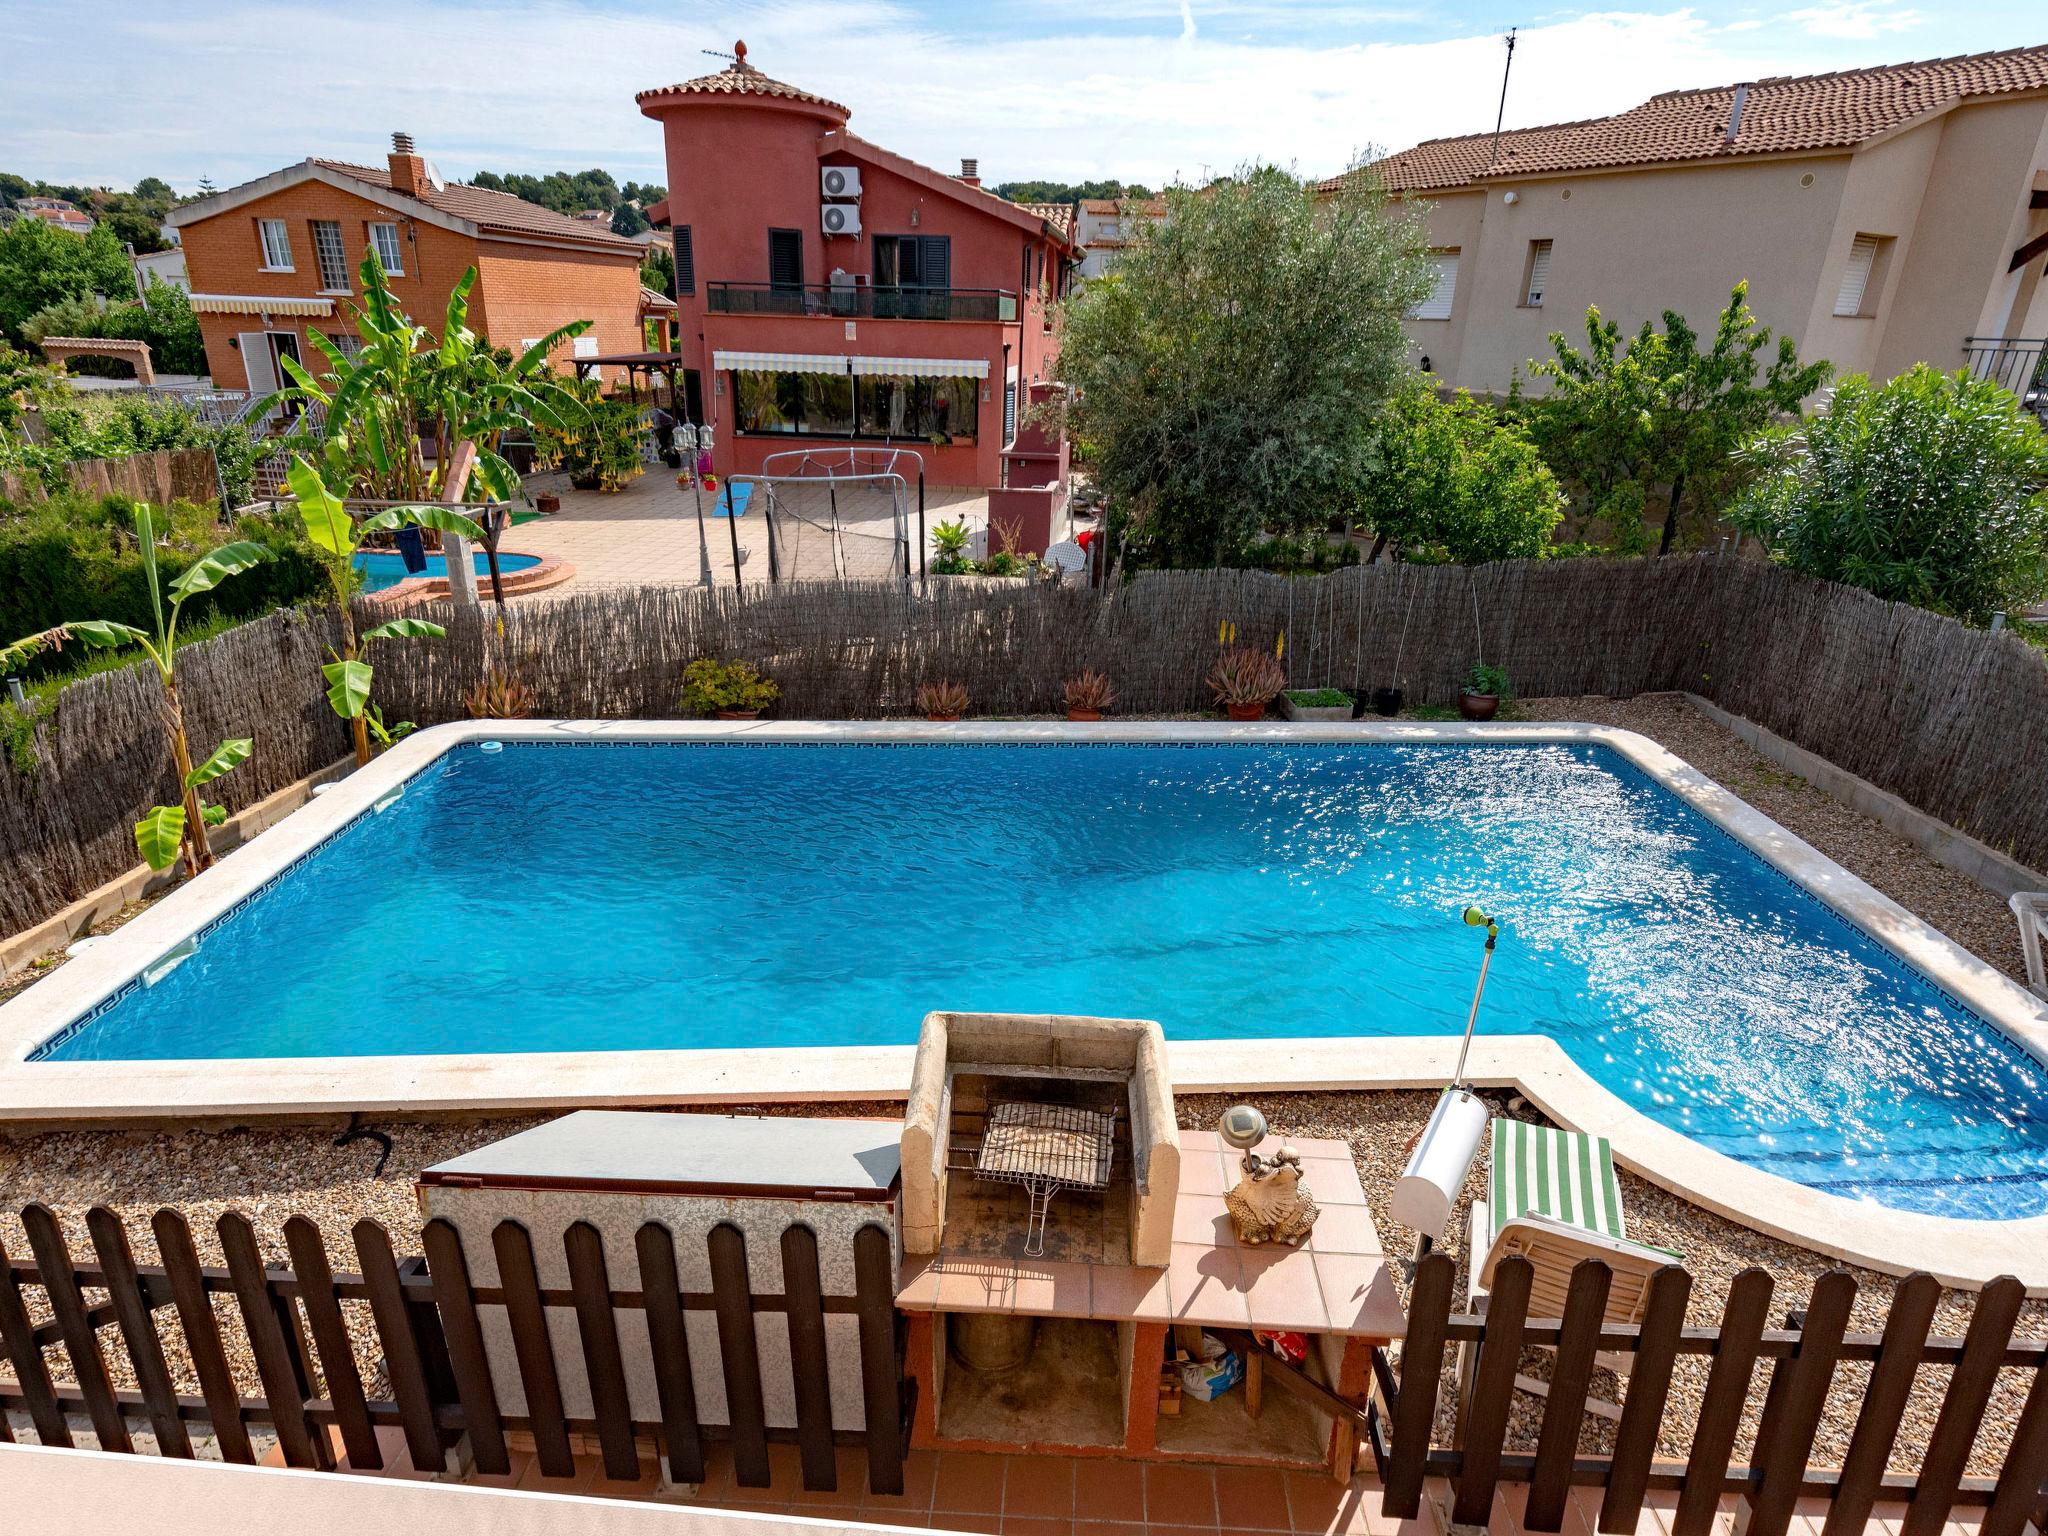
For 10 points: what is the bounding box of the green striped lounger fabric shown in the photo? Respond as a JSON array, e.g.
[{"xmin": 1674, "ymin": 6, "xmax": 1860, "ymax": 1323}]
[{"xmin": 1488, "ymin": 1117, "xmax": 1626, "ymax": 1247}]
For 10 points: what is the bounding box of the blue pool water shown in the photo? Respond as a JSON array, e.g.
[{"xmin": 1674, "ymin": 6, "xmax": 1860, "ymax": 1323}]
[
  {"xmin": 353, "ymin": 551, "xmax": 540, "ymax": 593},
  {"xmin": 38, "ymin": 742, "xmax": 2048, "ymax": 1220}
]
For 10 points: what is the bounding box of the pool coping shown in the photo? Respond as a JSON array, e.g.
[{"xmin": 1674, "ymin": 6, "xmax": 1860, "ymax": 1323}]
[{"xmin": 3, "ymin": 717, "xmax": 2046, "ymax": 1292}]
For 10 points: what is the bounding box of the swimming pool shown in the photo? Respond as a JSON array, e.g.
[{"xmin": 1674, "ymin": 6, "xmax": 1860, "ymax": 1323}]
[
  {"xmin": 353, "ymin": 550, "xmax": 541, "ymax": 593},
  {"xmin": 28, "ymin": 733, "xmax": 2048, "ymax": 1222}
]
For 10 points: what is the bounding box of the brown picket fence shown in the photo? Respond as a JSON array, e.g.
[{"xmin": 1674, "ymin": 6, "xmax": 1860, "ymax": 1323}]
[
  {"xmin": 1368, "ymin": 1252, "xmax": 2048, "ymax": 1536},
  {"xmin": 0, "ymin": 1203, "xmax": 912, "ymax": 1493}
]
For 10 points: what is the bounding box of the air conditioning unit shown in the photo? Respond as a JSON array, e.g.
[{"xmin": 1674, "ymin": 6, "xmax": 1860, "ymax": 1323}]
[
  {"xmin": 821, "ymin": 202, "xmax": 861, "ymax": 237},
  {"xmin": 821, "ymin": 165, "xmax": 862, "ymax": 200}
]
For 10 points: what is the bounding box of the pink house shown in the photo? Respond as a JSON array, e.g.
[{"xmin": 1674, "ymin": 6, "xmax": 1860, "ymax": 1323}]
[{"xmin": 636, "ymin": 43, "xmax": 1078, "ymax": 493}]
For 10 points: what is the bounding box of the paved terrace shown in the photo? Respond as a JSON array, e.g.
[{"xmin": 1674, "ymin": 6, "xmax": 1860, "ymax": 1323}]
[{"xmin": 512, "ymin": 470, "xmax": 1006, "ymax": 589}]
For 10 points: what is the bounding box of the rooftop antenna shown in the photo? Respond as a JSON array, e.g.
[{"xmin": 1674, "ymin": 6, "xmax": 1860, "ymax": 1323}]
[
  {"xmin": 1486, "ymin": 28, "xmax": 1519, "ymax": 171},
  {"xmin": 702, "ymin": 40, "xmax": 744, "ymax": 68}
]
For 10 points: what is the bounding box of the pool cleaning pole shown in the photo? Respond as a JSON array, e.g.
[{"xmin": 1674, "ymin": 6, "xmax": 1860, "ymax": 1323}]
[{"xmin": 1449, "ymin": 906, "xmax": 1500, "ymax": 1090}]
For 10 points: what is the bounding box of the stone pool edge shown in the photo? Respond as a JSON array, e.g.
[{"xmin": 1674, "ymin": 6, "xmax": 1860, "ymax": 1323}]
[{"xmin": 2, "ymin": 717, "xmax": 2045, "ymax": 1292}]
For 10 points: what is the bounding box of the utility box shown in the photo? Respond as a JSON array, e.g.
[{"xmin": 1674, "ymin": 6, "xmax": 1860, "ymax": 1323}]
[{"xmin": 417, "ymin": 1111, "xmax": 902, "ymax": 1443}]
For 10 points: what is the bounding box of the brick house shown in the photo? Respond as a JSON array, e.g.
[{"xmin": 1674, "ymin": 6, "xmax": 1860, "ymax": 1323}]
[
  {"xmin": 167, "ymin": 134, "xmax": 645, "ymax": 394},
  {"xmin": 636, "ymin": 43, "xmax": 1079, "ymax": 491}
]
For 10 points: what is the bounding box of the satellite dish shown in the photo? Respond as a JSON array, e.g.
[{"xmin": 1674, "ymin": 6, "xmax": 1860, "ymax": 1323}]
[{"xmin": 1045, "ymin": 539, "xmax": 1088, "ymax": 583}]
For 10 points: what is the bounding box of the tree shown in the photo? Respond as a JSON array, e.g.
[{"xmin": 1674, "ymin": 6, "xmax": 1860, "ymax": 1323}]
[
  {"xmin": 0, "ymin": 504, "xmax": 266, "ymax": 874},
  {"xmin": 1524, "ymin": 283, "xmax": 1830, "ymax": 555},
  {"xmin": 0, "ymin": 215, "xmax": 131, "ymax": 344},
  {"xmin": 101, "ymin": 208, "xmax": 170, "ymax": 254},
  {"xmin": 132, "ymin": 176, "xmax": 174, "ymax": 204},
  {"xmin": 1357, "ymin": 381, "xmax": 1564, "ymax": 563},
  {"xmin": 1055, "ymin": 163, "xmax": 1432, "ymax": 567},
  {"xmin": 1732, "ymin": 365, "xmax": 2048, "ymax": 622},
  {"xmin": 641, "ymin": 243, "xmax": 674, "ymax": 296},
  {"xmin": 610, "ymin": 202, "xmax": 649, "ymax": 237}
]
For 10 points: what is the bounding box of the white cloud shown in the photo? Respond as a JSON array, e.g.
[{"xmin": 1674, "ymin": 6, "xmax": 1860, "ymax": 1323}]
[
  {"xmin": 0, "ymin": 0, "xmax": 2002, "ymax": 192},
  {"xmin": 1783, "ymin": 3, "xmax": 1926, "ymax": 40}
]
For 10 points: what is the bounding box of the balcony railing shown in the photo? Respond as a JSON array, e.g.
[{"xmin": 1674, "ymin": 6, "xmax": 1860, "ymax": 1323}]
[
  {"xmin": 1963, "ymin": 335, "xmax": 2047, "ymax": 403},
  {"xmin": 707, "ymin": 281, "xmax": 1016, "ymax": 323}
]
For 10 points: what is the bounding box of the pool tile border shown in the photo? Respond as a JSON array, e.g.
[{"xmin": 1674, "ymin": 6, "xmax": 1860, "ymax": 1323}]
[{"xmin": 2, "ymin": 717, "xmax": 2046, "ymax": 1291}]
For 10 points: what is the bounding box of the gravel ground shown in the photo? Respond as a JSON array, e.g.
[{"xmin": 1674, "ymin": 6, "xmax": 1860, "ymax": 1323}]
[{"xmin": 1, "ymin": 694, "xmax": 2039, "ymax": 1473}]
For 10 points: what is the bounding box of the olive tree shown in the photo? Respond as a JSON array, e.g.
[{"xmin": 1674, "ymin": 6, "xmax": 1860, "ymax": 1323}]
[
  {"xmin": 1732, "ymin": 365, "xmax": 2048, "ymax": 622},
  {"xmin": 1054, "ymin": 164, "xmax": 1434, "ymax": 568}
]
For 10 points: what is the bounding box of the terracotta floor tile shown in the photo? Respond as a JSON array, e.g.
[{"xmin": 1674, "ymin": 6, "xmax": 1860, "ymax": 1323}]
[
  {"xmin": 1075, "ymin": 1459, "xmax": 1149, "ymax": 1522},
  {"xmin": 1238, "ymin": 1251, "xmax": 1331, "ymax": 1332},
  {"xmin": 1215, "ymin": 1465, "xmax": 1292, "ymax": 1530},
  {"xmin": 1146, "ymin": 1462, "xmax": 1220, "ymax": 1527},
  {"xmin": 1286, "ymin": 1471, "xmax": 1357, "ymax": 1535},
  {"xmin": 933, "ymin": 1515, "xmax": 1006, "ymax": 1535},
  {"xmin": 1006, "ymin": 1456, "xmax": 1079, "ymax": 1519},
  {"xmin": 1003, "ymin": 1518, "xmax": 1076, "ymax": 1536},
  {"xmin": 1175, "ymin": 1195, "xmax": 1236, "ymax": 1246},
  {"xmin": 1091, "ymin": 1264, "xmax": 1174, "ymax": 1321},
  {"xmin": 1075, "ymin": 1522, "xmax": 1146, "ymax": 1536},
  {"xmin": 934, "ymin": 1452, "xmax": 1011, "ymax": 1514},
  {"xmin": 885, "ymin": 1448, "xmax": 942, "ymax": 1510}
]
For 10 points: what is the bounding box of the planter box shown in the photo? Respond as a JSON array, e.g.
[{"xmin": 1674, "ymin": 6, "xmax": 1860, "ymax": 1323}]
[{"xmin": 1281, "ymin": 692, "xmax": 1355, "ymax": 722}]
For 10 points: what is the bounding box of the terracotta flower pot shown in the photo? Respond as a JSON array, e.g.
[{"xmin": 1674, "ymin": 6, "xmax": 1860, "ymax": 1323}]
[
  {"xmin": 1067, "ymin": 708, "xmax": 1103, "ymax": 722},
  {"xmin": 1226, "ymin": 701, "xmax": 1266, "ymax": 722},
  {"xmin": 1459, "ymin": 691, "xmax": 1500, "ymax": 721},
  {"xmin": 534, "ymin": 493, "xmax": 560, "ymax": 514},
  {"xmin": 926, "ymin": 713, "xmax": 962, "ymax": 723},
  {"xmin": 717, "ymin": 710, "xmax": 761, "ymax": 720}
]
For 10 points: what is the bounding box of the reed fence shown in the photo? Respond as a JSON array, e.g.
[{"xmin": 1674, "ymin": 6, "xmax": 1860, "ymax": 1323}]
[
  {"xmin": 0, "ymin": 1202, "xmax": 911, "ymax": 1492},
  {"xmin": 1370, "ymin": 1251, "xmax": 2048, "ymax": 1536},
  {"xmin": 4, "ymin": 557, "xmax": 2045, "ymax": 939},
  {"xmin": 0, "ymin": 447, "xmax": 221, "ymax": 509}
]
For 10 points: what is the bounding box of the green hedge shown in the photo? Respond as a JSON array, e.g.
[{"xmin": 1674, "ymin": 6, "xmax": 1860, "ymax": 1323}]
[{"xmin": 0, "ymin": 491, "xmax": 326, "ymax": 676}]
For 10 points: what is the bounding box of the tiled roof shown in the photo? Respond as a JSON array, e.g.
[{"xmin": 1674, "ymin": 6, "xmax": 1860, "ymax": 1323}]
[
  {"xmin": 1338, "ymin": 44, "xmax": 2048, "ymax": 193},
  {"xmin": 313, "ymin": 160, "xmax": 641, "ymax": 249},
  {"xmin": 1079, "ymin": 197, "xmax": 1167, "ymax": 215},
  {"xmin": 635, "ymin": 43, "xmax": 848, "ymax": 117},
  {"xmin": 1025, "ymin": 202, "xmax": 1075, "ymax": 239},
  {"xmin": 639, "ymin": 285, "xmax": 677, "ymax": 311}
]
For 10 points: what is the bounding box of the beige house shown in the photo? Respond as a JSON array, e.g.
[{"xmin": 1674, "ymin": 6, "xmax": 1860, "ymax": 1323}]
[
  {"xmin": 1076, "ymin": 196, "xmax": 1167, "ymax": 278},
  {"xmin": 1340, "ymin": 46, "xmax": 2048, "ymax": 402}
]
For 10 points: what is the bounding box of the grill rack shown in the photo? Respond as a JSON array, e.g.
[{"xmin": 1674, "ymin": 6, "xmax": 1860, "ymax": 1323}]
[{"xmin": 973, "ymin": 1101, "xmax": 1118, "ymax": 1258}]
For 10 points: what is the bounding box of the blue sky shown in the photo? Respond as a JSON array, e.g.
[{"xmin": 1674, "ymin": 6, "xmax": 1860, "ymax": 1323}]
[{"xmin": 8, "ymin": 2, "xmax": 2042, "ymax": 193}]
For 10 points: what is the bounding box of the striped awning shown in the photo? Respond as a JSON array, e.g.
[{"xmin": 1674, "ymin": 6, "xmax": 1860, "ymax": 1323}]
[
  {"xmin": 1488, "ymin": 1118, "xmax": 1625, "ymax": 1245},
  {"xmin": 712, "ymin": 350, "xmax": 990, "ymax": 380},
  {"xmin": 189, "ymin": 294, "xmax": 335, "ymax": 318}
]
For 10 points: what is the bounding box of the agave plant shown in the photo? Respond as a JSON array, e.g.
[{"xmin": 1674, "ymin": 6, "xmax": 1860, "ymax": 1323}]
[
  {"xmin": 916, "ymin": 680, "xmax": 969, "ymax": 720},
  {"xmin": 0, "ymin": 504, "xmax": 266, "ymax": 874},
  {"xmin": 288, "ymin": 456, "xmax": 484, "ymax": 765},
  {"xmin": 463, "ymin": 669, "xmax": 536, "ymax": 720},
  {"xmin": 1207, "ymin": 646, "xmax": 1287, "ymax": 709},
  {"xmin": 267, "ymin": 247, "xmax": 589, "ymax": 603},
  {"xmin": 1063, "ymin": 670, "xmax": 1118, "ymax": 714}
]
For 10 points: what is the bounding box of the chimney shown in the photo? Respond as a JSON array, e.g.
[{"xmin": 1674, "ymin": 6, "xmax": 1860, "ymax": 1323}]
[
  {"xmin": 957, "ymin": 157, "xmax": 981, "ymax": 188},
  {"xmin": 389, "ymin": 131, "xmax": 429, "ymax": 199},
  {"xmin": 1725, "ymin": 83, "xmax": 1750, "ymax": 143}
]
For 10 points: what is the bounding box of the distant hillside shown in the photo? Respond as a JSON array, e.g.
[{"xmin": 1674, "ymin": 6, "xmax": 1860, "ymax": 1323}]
[
  {"xmin": 992, "ymin": 179, "xmax": 1156, "ymax": 208},
  {"xmin": 468, "ymin": 169, "xmax": 667, "ymax": 237}
]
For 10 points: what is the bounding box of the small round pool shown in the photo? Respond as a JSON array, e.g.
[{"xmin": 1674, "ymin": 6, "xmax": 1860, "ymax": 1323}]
[{"xmin": 353, "ymin": 550, "xmax": 541, "ymax": 594}]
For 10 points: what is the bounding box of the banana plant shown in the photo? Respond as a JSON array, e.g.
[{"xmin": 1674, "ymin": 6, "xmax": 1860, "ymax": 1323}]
[
  {"xmin": 288, "ymin": 456, "xmax": 483, "ymax": 766},
  {"xmin": 265, "ymin": 247, "xmax": 589, "ymax": 604},
  {"xmin": 0, "ymin": 504, "xmax": 267, "ymax": 875}
]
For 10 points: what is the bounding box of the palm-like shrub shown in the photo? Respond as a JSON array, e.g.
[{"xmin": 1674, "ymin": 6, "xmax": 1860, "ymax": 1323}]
[{"xmin": 1733, "ymin": 366, "xmax": 2048, "ymax": 622}]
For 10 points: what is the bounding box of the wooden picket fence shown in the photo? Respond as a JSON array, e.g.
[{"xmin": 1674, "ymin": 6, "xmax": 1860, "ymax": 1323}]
[
  {"xmin": 1368, "ymin": 1252, "xmax": 2048, "ymax": 1536},
  {"xmin": 0, "ymin": 1203, "xmax": 912, "ymax": 1493}
]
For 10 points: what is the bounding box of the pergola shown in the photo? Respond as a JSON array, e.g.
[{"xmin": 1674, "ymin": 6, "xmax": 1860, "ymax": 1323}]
[{"xmin": 572, "ymin": 351, "xmax": 689, "ymax": 414}]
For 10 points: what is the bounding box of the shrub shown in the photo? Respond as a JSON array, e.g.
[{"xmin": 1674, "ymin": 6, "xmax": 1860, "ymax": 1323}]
[
  {"xmin": 464, "ymin": 670, "xmax": 536, "ymax": 719},
  {"xmin": 1064, "ymin": 670, "xmax": 1117, "ymax": 713},
  {"xmin": 1732, "ymin": 366, "xmax": 2048, "ymax": 623},
  {"xmin": 679, "ymin": 658, "xmax": 779, "ymax": 716},
  {"xmin": 21, "ymin": 280, "xmax": 206, "ymax": 378},
  {"xmin": 1465, "ymin": 662, "xmax": 1512, "ymax": 699},
  {"xmin": 1207, "ymin": 645, "xmax": 1287, "ymax": 709},
  {"xmin": 916, "ymin": 680, "xmax": 968, "ymax": 718},
  {"xmin": 1358, "ymin": 382, "xmax": 1564, "ymax": 563},
  {"xmin": 2, "ymin": 390, "xmax": 279, "ymax": 508},
  {"xmin": 535, "ymin": 374, "xmax": 643, "ymax": 492},
  {"xmin": 0, "ymin": 490, "xmax": 323, "ymax": 675}
]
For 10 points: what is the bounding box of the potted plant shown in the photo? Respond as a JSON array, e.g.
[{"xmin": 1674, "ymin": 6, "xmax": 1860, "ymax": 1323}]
[
  {"xmin": 681, "ymin": 658, "xmax": 781, "ymax": 719},
  {"xmin": 533, "ymin": 491, "xmax": 560, "ymax": 515},
  {"xmin": 1064, "ymin": 670, "xmax": 1117, "ymax": 721},
  {"xmin": 929, "ymin": 518, "xmax": 975, "ymax": 576},
  {"xmin": 1460, "ymin": 662, "xmax": 1510, "ymax": 721},
  {"xmin": 1369, "ymin": 684, "xmax": 1404, "ymax": 717},
  {"xmin": 1281, "ymin": 686, "xmax": 1355, "ymax": 722},
  {"xmin": 917, "ymin": 680, "xmax": 969, "ymax": 721},
  {"xmin": 1207, "ymin": 646, "xmax": 1286, "ymax": 721}
]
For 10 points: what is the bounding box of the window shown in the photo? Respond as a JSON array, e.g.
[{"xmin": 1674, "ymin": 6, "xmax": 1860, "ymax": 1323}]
[
  {"xmin": 675, "ymin": 226, "xmax": 695, "ymax": 295},
  {"xmin": 311, "ymin": 220, "xmax": 348, "ymax": 291},
  {"xmin": 1003, "ymin": 375, "xmax": 1018, "ymax": 444},
  {"xmin": 257, "ymin": 218, "xmax": 293, "ymax": 271},
  {"xmin": 731, "ymin": 369, "xmax": 978, "ymax": 443},
  {"xmin": 326, "ymin": 332, "xmax": 366, "ymax": 365},
  {"xmin": 573, "ymin": 335, "xmax": 599, "ymax": 358},
  {"xmin": 873, "ymin": 235, "xmax": 952, "ymax": 291},
  {"xmin": 768, "ymin": 228, "xmax": 803, "ymax": 292},
  {"xmin": 1834, "ymin": 233, "xmax": 1892, "ymax": 317},
  {"xmin": 370, "ymin": 222, "xmax": 404, "ymax": 275},
  {"xmin": 1410, "ymin": 249, "xmax": 1460, "ymax": 321},
  {"xmin": 1521, "ymin": 240, "xmax": 1552, "ymax": 307}
]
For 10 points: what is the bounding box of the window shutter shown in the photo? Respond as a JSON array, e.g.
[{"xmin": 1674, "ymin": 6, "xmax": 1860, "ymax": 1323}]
[
  {"xmin": 1834, "ymin": 235, "xmax": 1878, "ymax": 316},
  {"xmin": 769, "ymin": 229, "xmax": 802, "ymax": 290},
  {"xmin": 1411, "ymin": 250, "xmax": 1459, "ymax": 320},
  {"xmin": 675, "ymin": 227, "xmax": 695, "ymax": 296},
  {"xmin": 1524, "ymin": 240, "xmax": 1552, "ymax": 307},
  {"xmin": 920, "ymin": 236, "xmax": 951, "ymax": 291}
]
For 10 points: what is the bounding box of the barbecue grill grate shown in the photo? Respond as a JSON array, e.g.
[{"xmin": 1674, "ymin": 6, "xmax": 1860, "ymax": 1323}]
[{"xmin": 975, "ymin": 1101, "xmax": 1117, "ymax": 1257}]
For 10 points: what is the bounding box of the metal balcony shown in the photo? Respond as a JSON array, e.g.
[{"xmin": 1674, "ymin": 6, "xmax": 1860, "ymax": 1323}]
[
  {"xmin": 1963, "ymin": 335, "xmax": 2048, "ymax": 405},
  {"xmin": 707, "ymin": 281, "xmax": 1016, "ymax": 322}
]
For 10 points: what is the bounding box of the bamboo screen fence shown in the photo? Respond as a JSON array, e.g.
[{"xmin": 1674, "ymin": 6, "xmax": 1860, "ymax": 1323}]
[{"xmin": 3, "ymin": 557, "xmax": 2044, "ymax": 938}]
